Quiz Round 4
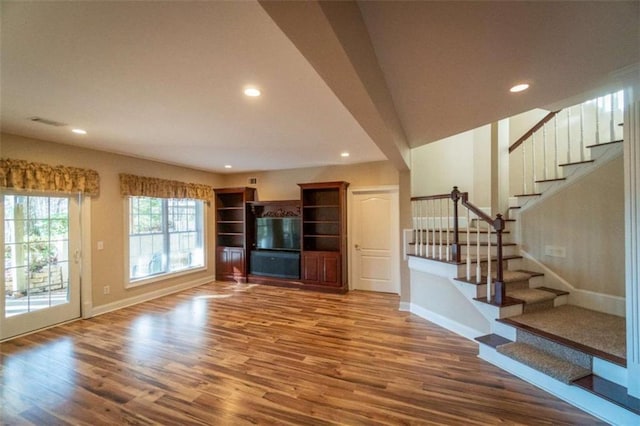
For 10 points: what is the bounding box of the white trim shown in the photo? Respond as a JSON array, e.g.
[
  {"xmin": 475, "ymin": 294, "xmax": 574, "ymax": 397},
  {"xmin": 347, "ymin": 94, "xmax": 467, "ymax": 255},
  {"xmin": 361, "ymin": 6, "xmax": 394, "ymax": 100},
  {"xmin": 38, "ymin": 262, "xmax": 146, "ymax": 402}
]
[
  {"xmin": 408, "ymin": 302, "xmax": 483, "ymax": 340},
  {"xmin": 593, "ymin": 357, "xmax": 628, "ymax": 388},
  {"xmin": 478, "ymin": 345, "xmax": 640, "ymax": 425},
  {"xmin": 399, "ymin": 301, "xmax": 411, "ymax": 312},
  {"xmin": 348, "ymin": 185, "xmax": 400, "ymax": 295},
  {"xmin": 624, "ymin": 92, "xmax": 640, "ymax": 397},
  {"xmin": 80, "ymin": 197, "xmax": 93, "ymax": 319},
  {"xmin": 126, "ymin": 265, "xmax": 207, "ymax": 289},
  {"xmin": 520, "ymin": 250, "xmax": 625, "ymax": 316},
  {"xmin": 89, "ymin": 276, "xmax": 213, "ymax": 317}
]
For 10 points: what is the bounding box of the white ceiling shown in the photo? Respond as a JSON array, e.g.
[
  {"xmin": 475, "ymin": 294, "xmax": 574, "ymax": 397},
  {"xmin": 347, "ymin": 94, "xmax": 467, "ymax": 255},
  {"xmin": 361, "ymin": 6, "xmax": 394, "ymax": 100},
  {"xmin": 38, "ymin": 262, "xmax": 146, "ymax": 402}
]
[{"xmin": 2, "ymin": 1, "xmax": 638, "ymax": 173}]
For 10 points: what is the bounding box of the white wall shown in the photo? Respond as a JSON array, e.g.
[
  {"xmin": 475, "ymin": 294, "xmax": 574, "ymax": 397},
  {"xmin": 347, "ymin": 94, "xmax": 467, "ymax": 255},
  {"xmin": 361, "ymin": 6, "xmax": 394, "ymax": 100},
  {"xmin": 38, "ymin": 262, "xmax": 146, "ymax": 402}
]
[{"xmin": 411, "ymin": 125, "xmax": 491, "ymax": 207}]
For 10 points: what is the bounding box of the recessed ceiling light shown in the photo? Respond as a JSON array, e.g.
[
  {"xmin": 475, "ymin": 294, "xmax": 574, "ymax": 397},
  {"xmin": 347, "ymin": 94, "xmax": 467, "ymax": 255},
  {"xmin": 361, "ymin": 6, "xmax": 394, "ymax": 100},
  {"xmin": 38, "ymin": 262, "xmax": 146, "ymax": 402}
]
[
  {"xmin": 341, "ymin": 152, "xmax": 350, "ymax": 158},
  {"xmin": 244, "ymin": 88, "xmax": 261, "ymax": 97},
  {"xmin": 510, "ymin": 83, "xmax": 530, "ymax": 93},
  {"xmin": 71, "ymin": 128, "xmax": 87, "ymax": 135},
  {"xmin": 224, "ymin": 165, "xmax": 232, "ymax": 169}
]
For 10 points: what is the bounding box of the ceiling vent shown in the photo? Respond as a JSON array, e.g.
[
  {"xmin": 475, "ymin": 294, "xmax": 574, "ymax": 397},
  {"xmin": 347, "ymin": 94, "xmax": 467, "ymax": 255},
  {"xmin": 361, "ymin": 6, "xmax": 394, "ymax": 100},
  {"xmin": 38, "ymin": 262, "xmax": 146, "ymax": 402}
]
[{"xmin": 29, "ymin": 116, "xmax": 68, "ymax": 127}]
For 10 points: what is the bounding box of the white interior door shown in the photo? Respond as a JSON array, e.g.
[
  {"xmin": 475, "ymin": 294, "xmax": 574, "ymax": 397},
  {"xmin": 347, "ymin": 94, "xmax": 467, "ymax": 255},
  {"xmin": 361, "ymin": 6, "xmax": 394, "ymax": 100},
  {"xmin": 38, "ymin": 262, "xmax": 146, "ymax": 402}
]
[
  {"xmin": 1, "ymin": 192, "xmax": 82, "ymax": 340},
  {"xmin": 350, "ymin": 188, "xmax": 399, "ymax": 293}
]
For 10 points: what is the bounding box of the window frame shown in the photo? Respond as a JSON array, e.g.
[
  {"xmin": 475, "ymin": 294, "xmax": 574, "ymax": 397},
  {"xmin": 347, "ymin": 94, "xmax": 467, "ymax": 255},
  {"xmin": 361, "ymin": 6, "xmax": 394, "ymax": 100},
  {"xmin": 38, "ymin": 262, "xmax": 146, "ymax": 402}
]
[{"xmin": 124, "ymin": 196, "xmax": 207, "ymax": 288}]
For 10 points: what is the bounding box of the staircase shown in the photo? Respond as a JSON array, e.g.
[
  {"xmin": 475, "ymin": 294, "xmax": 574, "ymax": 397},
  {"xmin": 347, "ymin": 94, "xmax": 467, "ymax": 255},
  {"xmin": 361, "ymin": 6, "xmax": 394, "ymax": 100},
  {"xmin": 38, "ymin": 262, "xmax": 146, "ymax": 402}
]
[{"xmin": 407, "ymin": 90, "xmax": 639, "ymax": 424}]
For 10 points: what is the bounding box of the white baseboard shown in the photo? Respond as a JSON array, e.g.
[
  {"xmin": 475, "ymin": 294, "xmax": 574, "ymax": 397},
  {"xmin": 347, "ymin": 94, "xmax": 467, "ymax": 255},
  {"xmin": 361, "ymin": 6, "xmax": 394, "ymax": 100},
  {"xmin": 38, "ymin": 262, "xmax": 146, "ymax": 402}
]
[
  {"xmin": 90, "ymin": 276, "xmax": 213, "ymax": 317},
  {"xmin": 408, "ymin": 302, "xmax": 483, "ymax": 341},
  {"xmin": 399, "ymin": 301, "xmax": 411, "ymax": 312}
]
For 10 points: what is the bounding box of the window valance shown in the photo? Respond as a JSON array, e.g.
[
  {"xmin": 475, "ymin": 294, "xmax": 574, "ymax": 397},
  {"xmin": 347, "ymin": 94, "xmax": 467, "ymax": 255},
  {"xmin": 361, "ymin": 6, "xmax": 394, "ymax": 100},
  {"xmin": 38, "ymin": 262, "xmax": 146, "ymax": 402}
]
[
  {"xmin": 0, "ymin": 158, "xmax": 100, "ymax": 196},
  {"xmin": 119, "ymin": 173, "xmax": 212, "ymax": 203}
]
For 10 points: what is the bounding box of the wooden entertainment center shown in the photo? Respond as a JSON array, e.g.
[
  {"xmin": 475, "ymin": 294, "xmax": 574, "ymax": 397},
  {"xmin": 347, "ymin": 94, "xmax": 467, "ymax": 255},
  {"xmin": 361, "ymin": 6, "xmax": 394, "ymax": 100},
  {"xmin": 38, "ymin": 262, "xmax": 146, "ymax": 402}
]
[{"xmin": 214, "ymin": 181, "xmax": 349, "ymax": 293}]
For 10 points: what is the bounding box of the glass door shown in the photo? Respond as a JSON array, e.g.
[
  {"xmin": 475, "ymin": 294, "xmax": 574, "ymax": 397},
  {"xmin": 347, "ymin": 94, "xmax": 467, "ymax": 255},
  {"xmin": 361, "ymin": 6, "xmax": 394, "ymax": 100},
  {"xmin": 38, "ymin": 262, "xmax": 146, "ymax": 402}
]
[{"xmin": 1, "ymin": 192, "xmax": 81, "ymax": 340}]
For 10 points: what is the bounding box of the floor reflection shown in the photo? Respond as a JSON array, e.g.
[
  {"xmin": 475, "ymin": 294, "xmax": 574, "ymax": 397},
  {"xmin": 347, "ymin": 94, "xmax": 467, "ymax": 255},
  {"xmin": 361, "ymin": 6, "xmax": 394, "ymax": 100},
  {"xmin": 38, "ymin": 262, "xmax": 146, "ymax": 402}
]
[{"xmin": 1, "ymin": 337, "xmax": 76, "ymax": 410}]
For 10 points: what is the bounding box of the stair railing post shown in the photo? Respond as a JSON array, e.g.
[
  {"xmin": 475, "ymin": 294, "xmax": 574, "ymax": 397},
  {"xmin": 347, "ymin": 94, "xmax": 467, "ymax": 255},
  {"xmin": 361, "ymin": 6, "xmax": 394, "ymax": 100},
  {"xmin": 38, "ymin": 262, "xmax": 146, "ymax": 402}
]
[
  {"xmin": 493, "ymin": 214, "xmax": 506, "ymax": 305},
  {"xmin": 450, "ymin": 187, "xmax": 461, "ymax": 263}
]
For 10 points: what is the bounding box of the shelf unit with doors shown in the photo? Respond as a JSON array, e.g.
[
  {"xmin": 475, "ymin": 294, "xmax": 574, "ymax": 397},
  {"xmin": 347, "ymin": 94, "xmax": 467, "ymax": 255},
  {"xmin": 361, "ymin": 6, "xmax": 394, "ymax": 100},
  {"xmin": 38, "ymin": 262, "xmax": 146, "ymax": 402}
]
[
  {"xmin": 298, "ymin": 181, "xmax": 349, "ymax": 291},
  {"xmin": 214, "ymin": 187, "xmax": 256, "ymax": 282}
]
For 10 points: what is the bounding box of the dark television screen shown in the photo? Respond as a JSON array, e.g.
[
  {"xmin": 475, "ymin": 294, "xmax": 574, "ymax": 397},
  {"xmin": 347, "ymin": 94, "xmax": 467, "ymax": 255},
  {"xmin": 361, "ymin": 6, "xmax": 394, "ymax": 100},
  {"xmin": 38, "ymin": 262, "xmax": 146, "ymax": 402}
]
[{"xmin": 256, "ymin": 217, "xmax": 301, "ymax": 251}]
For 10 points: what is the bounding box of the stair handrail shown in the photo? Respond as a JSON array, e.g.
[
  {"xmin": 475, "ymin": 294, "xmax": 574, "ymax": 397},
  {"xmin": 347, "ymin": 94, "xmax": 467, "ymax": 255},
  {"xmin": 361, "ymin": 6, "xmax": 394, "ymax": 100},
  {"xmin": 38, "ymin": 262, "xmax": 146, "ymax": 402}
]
[
  {"xmin": 509, "ymin": 111, "xmax": 559, "ymax": 154},
  {"xmin": 451, "ymin": 186, "xmax": 506, "ymax": 305}
]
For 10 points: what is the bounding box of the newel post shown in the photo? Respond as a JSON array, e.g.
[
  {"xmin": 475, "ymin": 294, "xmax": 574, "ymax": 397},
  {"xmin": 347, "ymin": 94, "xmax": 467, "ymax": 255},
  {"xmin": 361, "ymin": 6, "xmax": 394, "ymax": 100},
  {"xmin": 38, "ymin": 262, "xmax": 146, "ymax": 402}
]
[
  {"xmin": 493, "ymin": 214, "xmax": 506, "ymax": 304},
  {"xmin": 450, "ymin": 187, "xmax": 461, "ymax": 263}
]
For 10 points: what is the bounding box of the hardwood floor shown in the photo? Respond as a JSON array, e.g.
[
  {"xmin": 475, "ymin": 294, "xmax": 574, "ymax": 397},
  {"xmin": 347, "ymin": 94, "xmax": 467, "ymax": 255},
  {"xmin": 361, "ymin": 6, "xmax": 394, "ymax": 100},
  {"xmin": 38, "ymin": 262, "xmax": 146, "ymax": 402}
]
[{"xmin": 0, "ymin": 282, "xmax": 603, "ymax": 425}]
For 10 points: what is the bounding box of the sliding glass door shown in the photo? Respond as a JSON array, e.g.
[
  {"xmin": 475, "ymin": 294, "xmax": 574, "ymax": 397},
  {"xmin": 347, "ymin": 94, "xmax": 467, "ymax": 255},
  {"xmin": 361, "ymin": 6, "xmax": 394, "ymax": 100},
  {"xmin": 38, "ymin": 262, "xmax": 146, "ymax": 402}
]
[{"xmin": 1, "ymin": 192, "xmax": 81, "ymax": 340}]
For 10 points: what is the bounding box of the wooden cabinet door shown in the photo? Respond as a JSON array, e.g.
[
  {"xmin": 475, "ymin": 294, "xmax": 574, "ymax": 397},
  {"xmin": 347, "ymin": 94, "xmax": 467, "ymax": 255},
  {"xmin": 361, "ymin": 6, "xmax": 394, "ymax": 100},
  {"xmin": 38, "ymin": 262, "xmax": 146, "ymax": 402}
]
[
  {"xmin": 216, "ymin": 247, "xmax": 245, "ymax": 281},
  {"xmin": 301, "ymin": 251, "xmax": 340, "ymax": 287},
  {"xmin": 301, "ymin": 252, "xmax": 320, "ymax": 282},
  {"xmin": 319, "ymin": 252, "xmax": 340, "ymax": 287}
]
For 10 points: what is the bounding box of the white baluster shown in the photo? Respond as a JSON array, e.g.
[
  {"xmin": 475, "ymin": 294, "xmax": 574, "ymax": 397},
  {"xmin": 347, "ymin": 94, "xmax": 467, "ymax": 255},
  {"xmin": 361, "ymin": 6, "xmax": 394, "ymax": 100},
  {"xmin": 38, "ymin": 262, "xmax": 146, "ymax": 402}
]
[
  {"xmin": 466, "ymin": 208, "xmax": 471, "ymax": 280},
  {"xmin": 580, "ymin": 103, "xmax": 585, "ymax": 162},
  {"xmin": 446, "ymin": 198, "xmax": 451, "ymax": 261},
  {"xmin": 432, "ymin": 200, "xmax": 437, "ymax": 257},
  {"xmin": 532, "ymin": 133, "xmax": 536, "ymax": 189},
  {"xmin": 596, "ymin": 97, "xmax": 600, "ymax": 145},
  {"xmin": 567, "ymin": 108, "xmax": 572, "ymax": 163},
  {"xmin": 554, "ymin": 115, "xmax": 559, "ymax": 179},
  {"xmin": 418, "ymin": 200, "xmax": 423, "ymax": 257},
  {"xmin": 424, "ymin": 200, "xmax": 429, "ymax": 257},
  {"xmin": 543, "ymin": 123, "xmax": 548, "ymax": 181},
  {"xmin": 439, "ymin": 198, "xmax": 443, "ymax": 260},
  {"xmin": 610, "ymin": 92, "xmax": 615, "ymax": 142},
  {"xmin": 412, "ymin": 200, "xmax": 417, "ymax": 255},
  {"xmin": 475, "ymin": 216, "xmax": 481, "ymax": 283},
  {"xmin": 522, "ymin": 140, "xmax": 527, "ymax": 194},
  {"xmin": 486, "ymin": 221, "xmax": 492, "ymax": 301}
]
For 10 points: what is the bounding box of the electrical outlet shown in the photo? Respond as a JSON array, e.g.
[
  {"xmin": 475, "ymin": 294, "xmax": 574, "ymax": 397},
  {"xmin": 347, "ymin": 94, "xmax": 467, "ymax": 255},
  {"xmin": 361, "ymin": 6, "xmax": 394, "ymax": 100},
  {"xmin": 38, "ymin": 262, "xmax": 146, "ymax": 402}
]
[
  {"xmin": 103, "ymin": 285, "xmax": 110, "ymax": 295},
  {"xmin": 97, "ymin": 241, "xmax": 104, "ymax": 250},
  {"xmin": 544, "ymin": 245, "xmax": 566, "ymax": 258}
]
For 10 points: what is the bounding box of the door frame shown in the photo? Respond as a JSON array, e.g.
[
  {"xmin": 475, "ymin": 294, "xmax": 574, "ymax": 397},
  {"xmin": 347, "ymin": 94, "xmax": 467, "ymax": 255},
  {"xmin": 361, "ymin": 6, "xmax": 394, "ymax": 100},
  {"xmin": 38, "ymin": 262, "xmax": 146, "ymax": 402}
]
[
  {"xmin": 0, "ymin": 191, "xmax": 92, "ymax": 341},
  {"xmin": 347, "ymin": 185, "xmax": 400, "ymax": 294}
]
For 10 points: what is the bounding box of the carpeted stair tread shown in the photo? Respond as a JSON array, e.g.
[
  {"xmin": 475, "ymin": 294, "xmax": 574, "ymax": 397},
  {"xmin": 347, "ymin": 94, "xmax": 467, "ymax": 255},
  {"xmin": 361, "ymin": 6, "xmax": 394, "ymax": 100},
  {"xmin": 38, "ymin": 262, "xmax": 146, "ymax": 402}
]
[
  {"xmin": 507, "ymin": 288, "xmax": 557, "ymax": 304},
  {"xmin": 498, "ymin": 305, "xmax": 626, "ymax": 366},
  {"xmin": 497, "ymin": 342, "xmax": 591, "ymax": 384}
]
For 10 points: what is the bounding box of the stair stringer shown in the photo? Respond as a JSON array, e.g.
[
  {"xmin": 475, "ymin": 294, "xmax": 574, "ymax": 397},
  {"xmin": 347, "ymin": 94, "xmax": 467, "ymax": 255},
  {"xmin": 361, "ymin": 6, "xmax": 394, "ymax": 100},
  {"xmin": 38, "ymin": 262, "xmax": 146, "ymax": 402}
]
[{"xmin": 512, "ymin": 142, "xmax": 623, "ymax": 214}]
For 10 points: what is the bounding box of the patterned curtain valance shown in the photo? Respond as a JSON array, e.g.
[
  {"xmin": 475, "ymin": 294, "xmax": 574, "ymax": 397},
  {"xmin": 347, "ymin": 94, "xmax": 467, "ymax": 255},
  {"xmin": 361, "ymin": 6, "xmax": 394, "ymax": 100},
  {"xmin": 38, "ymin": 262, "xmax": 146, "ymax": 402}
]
[
  {"xmin": 0, "ymin": 158, "xmax": 100, "ymax": 196},
  {"xmin": 119, "ymin": 173, "xmax": 212, "ymax": 202}
]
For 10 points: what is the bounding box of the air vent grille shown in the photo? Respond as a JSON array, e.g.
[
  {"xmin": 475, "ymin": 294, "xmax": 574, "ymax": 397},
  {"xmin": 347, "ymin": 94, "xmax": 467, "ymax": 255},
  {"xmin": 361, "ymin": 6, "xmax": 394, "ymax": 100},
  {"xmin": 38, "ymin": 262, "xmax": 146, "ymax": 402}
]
[{"xmin": 29, "ymin": 117, "xmax": 68, "ymax": 127}]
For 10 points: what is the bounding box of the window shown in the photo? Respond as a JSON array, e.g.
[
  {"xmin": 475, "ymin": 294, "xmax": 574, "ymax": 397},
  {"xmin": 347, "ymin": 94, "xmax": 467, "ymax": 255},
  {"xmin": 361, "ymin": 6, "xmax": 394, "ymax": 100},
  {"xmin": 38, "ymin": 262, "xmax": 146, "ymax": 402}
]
[{"xmin": 128, "ymin": 197, "xmax": 205, "ymax": 283}]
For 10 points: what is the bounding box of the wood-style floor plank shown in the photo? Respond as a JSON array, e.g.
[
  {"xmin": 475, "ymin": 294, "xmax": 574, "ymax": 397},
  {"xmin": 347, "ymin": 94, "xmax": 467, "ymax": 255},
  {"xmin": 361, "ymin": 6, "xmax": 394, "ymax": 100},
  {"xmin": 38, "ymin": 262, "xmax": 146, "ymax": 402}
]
[{"xmin": 1, "ymin": 282, "xmax": 604, "ymax": 425}]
